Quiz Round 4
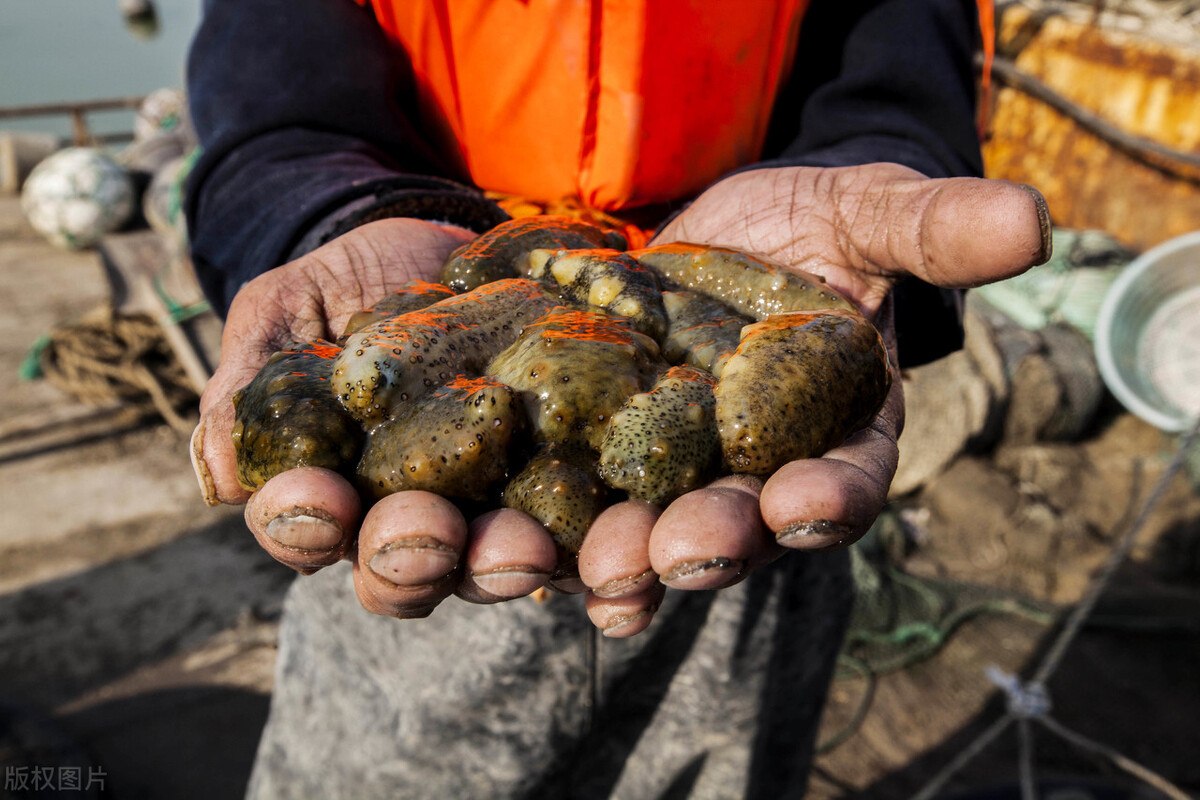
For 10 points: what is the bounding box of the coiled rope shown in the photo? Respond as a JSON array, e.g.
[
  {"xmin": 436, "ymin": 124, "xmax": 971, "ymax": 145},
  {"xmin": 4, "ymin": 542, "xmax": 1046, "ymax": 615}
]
[{"xmin": 34, "ymin": 305, "xmax": 198, "ymax": 435}]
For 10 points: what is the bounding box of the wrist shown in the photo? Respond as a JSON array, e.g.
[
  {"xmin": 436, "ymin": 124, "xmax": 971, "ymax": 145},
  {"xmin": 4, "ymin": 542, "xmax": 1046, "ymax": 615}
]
[{"xmin": 286, "ymin": 176, "xmax": 509, "ymax": 262}]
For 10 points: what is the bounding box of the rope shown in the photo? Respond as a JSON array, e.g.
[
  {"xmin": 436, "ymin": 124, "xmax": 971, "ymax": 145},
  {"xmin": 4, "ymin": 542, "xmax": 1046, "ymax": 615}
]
[
  {"xmin": 845, "ymin": 596, "xmax": 1055, "ymax": 676},
  {"xmin": 1032, "ymin": 454, "xmax": 1175, "ymax": 685},
  {"xmin": 18, "ymin": 335, "xmax": 51, "ymax": 382},
  {"xmin": 817, "ymin": 655, "xmax": 878, "ymax": 755},
  {"xmin": 1017, "ymin": 719, "xmax": 1037, "ymax": 800},
  {"xmin": 35, "ymin": 305, "xmax": 198, "ymax": 434},
  {"xmin": 823, "ymin": 557, "xmax": 1057, "ymax": 752},
  {"xmin": 1037, "ymin": 715, "xmax": 1195, "ymax": 800},
  {"xmin": 909, "ymin": 713, "xmax": 1015, "ymax": 800},
  {"xmin": 905, "ymin": 414, "xmax": 1200, "ymax": 800}
]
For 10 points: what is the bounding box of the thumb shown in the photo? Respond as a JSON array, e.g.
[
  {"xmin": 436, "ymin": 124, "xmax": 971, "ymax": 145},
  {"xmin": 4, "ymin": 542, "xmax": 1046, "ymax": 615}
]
[
  {"xmin": 860, "ymin": 175, "xmax": 1052, "ymax": 288},
  {"xmin": 192, "ymin": 353, "xmax": 261, "ymax": 507},
  {"xmin": 191, "ymin": 281, "xmax": 296, "ymax": 506}
]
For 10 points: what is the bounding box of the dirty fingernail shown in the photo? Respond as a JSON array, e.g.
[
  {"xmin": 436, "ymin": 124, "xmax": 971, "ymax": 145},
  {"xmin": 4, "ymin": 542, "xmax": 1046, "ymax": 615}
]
[
  {"xmin": 548, "ymin": 573, "xmax": 587, "ymax": 594},
  {"xmin": 393, "ymin": 604, "xmax": 439, "ymax": 620},
  {"xmin": 776, "ymin": 519, "xmax": 853, "ymax": 548},
  {"xmin": 603, "ymin": 608, "xmax": 655, "ymax": 638},
  {"xmin": 190, "ymin": 418, "xmax": 219, "ymax": 507},
  {"xmin": 369, "ymin": 539, "xmax": 459, "ymax": 586},
  {"xmin": 265, "ymin": 510, "xmax": 344, "ymax": 551},
  {"xmin": 1018, "ymin": 184, "xmax": 1053, "ymax": 265},
  {"xmin": 592, "ymin": 569, "xmax": 657, "ymax": 599},
  {"xmin": 661, "ymin": 557, "xmax": 745, "ymax": 590},
  {"xmin": 470, "ymin": 568, "xmax": 550, "ymax": 599}
]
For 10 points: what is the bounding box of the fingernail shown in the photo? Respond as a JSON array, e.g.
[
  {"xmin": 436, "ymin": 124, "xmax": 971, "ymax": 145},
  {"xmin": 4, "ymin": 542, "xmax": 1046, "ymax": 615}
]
[
  {"xmin": 602, "ymin": 594, "xmax": 663, "ymax": 637},
  {"xmin": 1018, "ymin": 184, "xmax": 1053, "ymax": 265},
  {"xmin": 265, "ymin": 509, "xmax": 344, "ymax": 551},
  {"xmin": 369, "ymin": 538, "xmax": 459, "ymax": 586},
  {"xmin": 661, "ymin": 557, "xmax": 745, "ymax": 590},
  {"xmin": 470, "ymin": 568, "xmax": 550, "ymax": 599},
  {"xmin": 190, "ymin": 419, "xmax": 219, "ymax": 507},
  {"xmin": 592, "ymin": 569, "xmax": 657, "ymax": 599},
  {"xmin": 392, "ymin": 604, "xmax": 439, "ymax": 620},
  {"xmin": 776, "ymin": 519, "xmax": 853, "ymax": 548},
  {"xmin": 548, "ymin": 574, "xmax": 587, "ymax": 594},
  {"xmin": 603, "ymin": 609, "xmax": 653, "ymax": 638}
]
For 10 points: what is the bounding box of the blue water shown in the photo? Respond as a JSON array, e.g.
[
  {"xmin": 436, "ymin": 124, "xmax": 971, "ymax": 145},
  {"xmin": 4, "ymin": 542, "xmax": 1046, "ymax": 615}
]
[{"xmin": 0, "ymin": 0, "xmax": 202, "ymax": 137}]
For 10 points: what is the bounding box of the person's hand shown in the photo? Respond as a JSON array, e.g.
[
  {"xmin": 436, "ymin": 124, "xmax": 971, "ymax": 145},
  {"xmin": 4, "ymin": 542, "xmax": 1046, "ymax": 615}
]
[
  {"xmin": 575, "ymin": 163, "xmax": 1051, "ymax": 636},
  {"xmin": 192, "ymin": 165, "xmax": 1050, "ymax": 634},
  {"xmin": 191, "ymin": 218, "xmax": 562, "ymax": 617}
]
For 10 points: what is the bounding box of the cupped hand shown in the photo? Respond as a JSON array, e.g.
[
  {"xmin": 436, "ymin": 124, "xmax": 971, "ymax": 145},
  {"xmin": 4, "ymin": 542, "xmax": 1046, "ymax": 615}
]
[
  {"xmin": 192, "ymin": 218, "xmax": 560, "ymax": 617},
  {"xmin": 192, "ymin": 165, "xmax": 1051, "ymax": 633},
  {"xmin": 577, "ymin": 163, "xmax": 1051, "ymax": 636}
]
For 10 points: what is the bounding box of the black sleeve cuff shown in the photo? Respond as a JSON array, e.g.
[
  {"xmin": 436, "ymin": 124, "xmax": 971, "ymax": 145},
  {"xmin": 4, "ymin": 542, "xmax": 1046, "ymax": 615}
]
[{"xmin": 286, "ymin": 178, "xmax": 510, "ymax": 262}]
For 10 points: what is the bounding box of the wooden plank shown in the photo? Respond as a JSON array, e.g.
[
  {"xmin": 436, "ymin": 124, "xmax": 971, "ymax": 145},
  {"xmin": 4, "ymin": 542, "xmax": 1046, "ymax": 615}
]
[
  {"xmin": 0, "ymin": 96, "xmax": 146, "ymax": 120},
  {"xmin": 98, "ymin": 231, "xmax": 220, "ymax": 394}
]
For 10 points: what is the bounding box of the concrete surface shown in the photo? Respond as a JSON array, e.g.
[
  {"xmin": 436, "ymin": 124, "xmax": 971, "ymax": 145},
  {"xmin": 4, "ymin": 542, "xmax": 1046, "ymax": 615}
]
[{"xmin": 0, "ymin": 195, "xmax": 293, "ymax": 800}]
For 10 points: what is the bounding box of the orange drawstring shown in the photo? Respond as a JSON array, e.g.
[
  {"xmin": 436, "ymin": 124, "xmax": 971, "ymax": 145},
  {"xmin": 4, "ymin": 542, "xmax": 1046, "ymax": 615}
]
[
  {"xmin": 485, "ymin": 192, "xmax": 653, "ymax": 249},
  {"xmin": 976, "ymin": 0, "xmax": 996, "ymax": 140}
]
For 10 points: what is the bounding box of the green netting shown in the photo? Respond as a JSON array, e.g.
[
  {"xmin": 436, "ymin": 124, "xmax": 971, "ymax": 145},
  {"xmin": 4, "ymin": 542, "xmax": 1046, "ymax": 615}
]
[{"xmin": 819, "ymin": 509, "xmax": 1058, "ymax": 754}]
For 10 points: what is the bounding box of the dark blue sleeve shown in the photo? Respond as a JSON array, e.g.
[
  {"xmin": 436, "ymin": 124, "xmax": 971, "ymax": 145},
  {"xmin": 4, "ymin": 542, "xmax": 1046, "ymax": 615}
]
[
  {"xmin": 184, "ymin": 0, "xmax": 506, "ymax": 316},
  {"xmin": 757, "ymin": 0, "xmax": 984, "ymax": 365}
]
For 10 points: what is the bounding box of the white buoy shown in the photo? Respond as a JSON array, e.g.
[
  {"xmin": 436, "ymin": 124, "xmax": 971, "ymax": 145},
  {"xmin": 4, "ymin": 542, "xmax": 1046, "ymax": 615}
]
[{"xmin": 21, "ymin": 147, "xmax": 136, "ymax": 249}]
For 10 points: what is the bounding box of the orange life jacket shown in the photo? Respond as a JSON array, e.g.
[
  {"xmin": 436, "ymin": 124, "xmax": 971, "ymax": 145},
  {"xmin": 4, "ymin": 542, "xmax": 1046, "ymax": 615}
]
[{"xmin": 356, "ymin": 0, "xmax": 809, "ymax": 212}]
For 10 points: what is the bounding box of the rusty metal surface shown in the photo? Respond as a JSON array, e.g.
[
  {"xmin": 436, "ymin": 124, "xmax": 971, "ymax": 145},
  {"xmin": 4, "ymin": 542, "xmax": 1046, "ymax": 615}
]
[{"xmin": 983, "ymin": 8, "xmax": 1200, "ymax": 251}]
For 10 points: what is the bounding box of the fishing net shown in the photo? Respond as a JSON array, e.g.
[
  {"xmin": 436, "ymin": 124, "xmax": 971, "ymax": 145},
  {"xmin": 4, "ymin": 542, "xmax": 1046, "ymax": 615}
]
[{"xmin": 820, "ymin": 507, "xmax": 1058, "ymax": 754}]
